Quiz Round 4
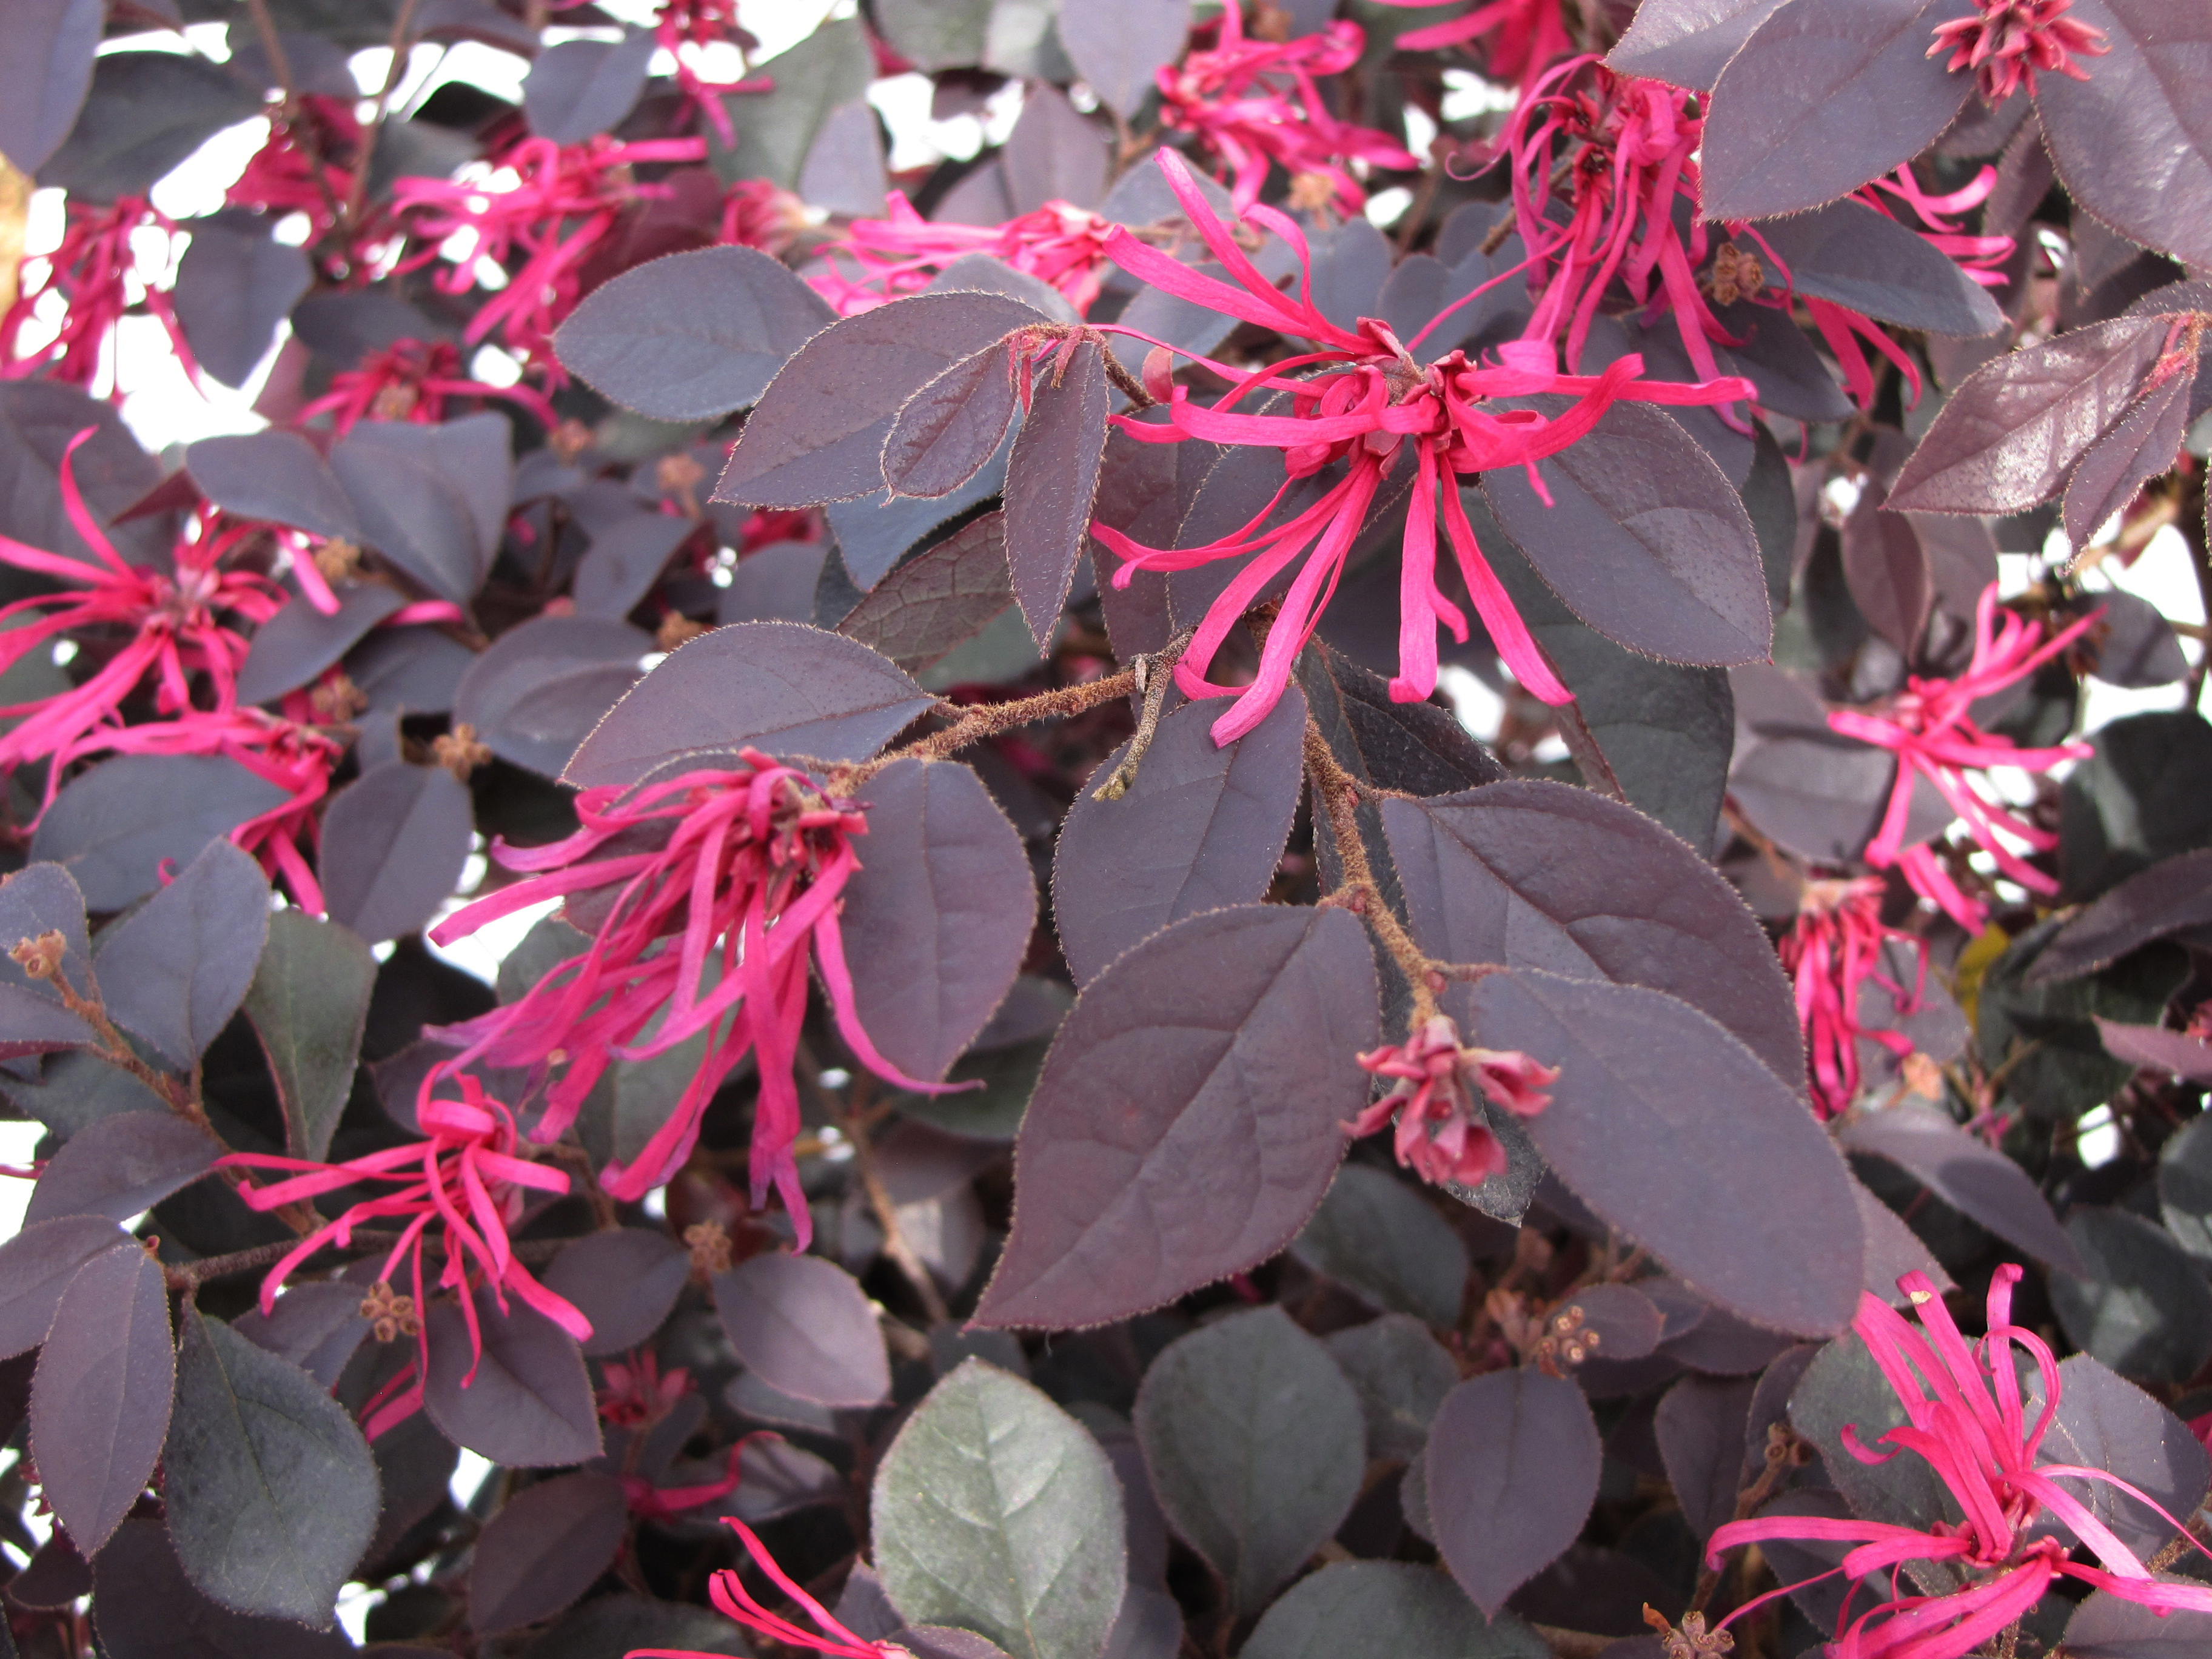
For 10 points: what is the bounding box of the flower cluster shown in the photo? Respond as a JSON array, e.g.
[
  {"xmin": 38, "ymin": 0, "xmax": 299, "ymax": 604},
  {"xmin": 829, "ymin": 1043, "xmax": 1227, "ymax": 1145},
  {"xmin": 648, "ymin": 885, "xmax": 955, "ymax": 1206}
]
[
  {"xmin": 653, "ymin": 0, "xmax": 774, "ymax": 146},
  {"xmin": 1349, "ymin": 1013, "xmax": 1558, "ymax": 1187},
  {"xmin": 225, "ymin": 92, "xmax": 393, "ymax": 280},
  {"xmin": 1929, "ymin": 0, "xmax": 2109, "ymax": 104},
  {"xmin": 1091, "ymin": 150, "xmax": 1755, "ymax": 742},
  {"xmin": 427, "ymin": 751, "xmax": 954, "ymax": 1242},
  {"xmin": 220, "ymin": 1074, "xmax": 588, "ymax": 1435},
  {"xmin": 1709, "ymin": 1267, "xmax": 2212, "ymax": 1656},
  {"xmin": 296, "ymin": 335, "xmax": 558, "ymax": 435},
  {"xmin": 1827, "ymin": 585, "xmax": 2097, "ymax": 934},
  {"xmin": 1780, "ymin": 877, "xmax": 1928, "ymax": 1121},
  {"xmin": 1372, "ymin": 0, "xmax": 1572, "ymax": 90},
  {"xmin": 2, "ymin": 196, "xmax": 192, "ymax": 395},
  {"xmin": 1157, "ymin": 0, "xmax": 1420, "ymax": 213},
  {"xmin": 811, "ymin": 195, "xmax": 1120, "ymax": 316}
]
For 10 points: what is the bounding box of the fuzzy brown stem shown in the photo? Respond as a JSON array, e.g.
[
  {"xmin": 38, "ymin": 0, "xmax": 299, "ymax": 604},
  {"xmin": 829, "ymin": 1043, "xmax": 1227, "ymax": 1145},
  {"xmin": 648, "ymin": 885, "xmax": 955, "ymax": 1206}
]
[
  {"xmin": 338, "ymin": 0, "xmax": 424, "ymax": 240},
  {"xmin": 856, "ymin": 669, "xmax": 1141, "ymax": 777},
  {"xmin": 1090, "ymin": 628, "xmax": 1196, "ymax": 799},
  {"xmin": 1302, "ymin": 720, "xmax": 1441, "ymax": 1021}
]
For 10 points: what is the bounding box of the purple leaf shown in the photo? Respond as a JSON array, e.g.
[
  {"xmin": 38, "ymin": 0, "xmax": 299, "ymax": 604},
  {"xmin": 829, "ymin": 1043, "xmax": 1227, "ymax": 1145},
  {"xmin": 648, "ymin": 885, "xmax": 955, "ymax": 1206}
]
[
  {"xmin": 1663, "ymin": 1300, "xmax": 1798, "ymax": 1375},
  {"xmin": 1841, "ymin": 489, "xmax": 1932, "ymax": 657},
  {"xmin": 2051, "ymin": 1207, "xmax": 2212, "ymax": 1385},
  {"xmin": 0, "ymin": 984, "xmax": 96, "ymax": 1059},
  {"xmin": 2063, "ymin": 369, "xmax": 2193, "ymax": 550},
  {"xmin": 798, "ymin": 98, "xmax": 889, "ymax": 218},
  {"xmin": 319, "ymin": 762, "xmax": 474, "ymax": 947},
  {"xmin": 1557, "ymin": 1282, "xmax": 1666, "ymax": 1361},
  {"xmin": 1381, "ymin": 782, "xmax": 1805, "ymax": 1091},
  {"xmin": 522, "ymin": 29, "xmax": 655, "ymax": 146},
  {"xmin": 92, "ymin": 1523, "xmax": 355, "ymax": 1659},
  {"xmin": 346, "ymin": 625, "xmax": 474, "ymax": 716},
  {"xmin": 712, "ymin": 1251, "xmax": 890, "ymax": 1408},
  {"xmin": 1134, "ymin": 1308, "xmax": 1365, "ymax": 1617},
  {"xmin": 1655, "ymin": 1375, "xmax": 1759, "ymax": 1539},
  {"xmin": 1005, "ymin": 338, "xmax": 1110, "ymax": 649},
  {"xmin": 1477, "ymin": 403, "xmax": 1771, "ymax": 667},
  {"xmin": 838, "ymin": 511, "xmax": 1018, "ymax": 675},
  {"xmin": 0, "ymin": 1215, "xmax": 129, "ymax": 1358},
  {"xmin": 0, "ymin": 381, "xmax": 168, "ymax": 569},
  {"xmin": 1837, "ymin": 1103, "xmax": 2084, "ymax": 1272},
  {"xmin": 1291, "ymin": 1163, "xmax": 1471, "ymax": 1326},
  {"xmin": 563, "ymin": 622, "xmax": 933, "ymax": 787},
  {"xmin": 1305, "ymin": 219, "xmax": 1395, "ymax": 338},
  {"xmin": 163, "ymin": 1304, "xmax": 380, "ymax": 1626},
  {"xmin": 93, "ymin": 839, "xmax": 270, "ymax": 1069},
  {"xmin": 38, "ymin": 52, "xmax": 261, "ymax": 202},
  {"xmin": 1752, "ymin": 198, "xmax": 2005, "ymax": 337},
  {"xmin": 1729, "ymin": 732, "xmax": 1951, "ymax": 865},
  {"xmin": 2032, "ymin": 850, "xmax": 2212, "ymax": 983},
  {"xmin": 422, "ymin": 1289, "xmax": 603, "ymax": 1468},
  {"xmin": 1241, "ymin": 1562, "xmax": 1505, "ymax": 1659},
  {"xmin": 0, "ymin": 0, "xmax": 100, "ymax": 175},
  {"xmin": 2034, "ymin": 0, "xmax": 2212, "ymax": 269},
  {"xmin": 1889, "ymin": 317, "xmax": 2169, "ymax": 514},
  {"xmin": 30, "ymin": 1244, "xmax": 172, "ymax": 1554},
  {"xmin": 973, "ymin": 905, "xmax": 1378, "ymax": 1329},
  {"xmin": 1606, "ymin": 0, "xmax": 1793, "ymax": 90},
  {"xmin": 882, "ymin": 344, "xmax": 1021, "ymax": 500},
  {"xmin": 572, "ymin": 510, "xmax": 699, "ymax": 621},
  {"xmin": 542, "ymin": 1228, "xmax": 691, "ymax": 1356},
  {"xmin": 1058, "ymin": 0, "xmax": 1191, "ymax": 119},
  {"xmin": 1701, "ymin": 0, "xmax": 1974, "ymax": 222},
  {"xmin": 828, "ymin": 421, "xmax": 1017, "ymax": 589},
  {"xmin": 236, "ymin": 585, "xmax": 406, "ymax": 706},
  {"xmin": 24, "ymin": 1111, "xmax": 215, "ymax": 1227},
  {"xmin": 2094, "ymin": 1017, "xmax": 2212, "ymax": 1083},
  {"xmin": 329, "ymin": 414, "xmax": 511, "ymax": 605},
  {"xmin": 554, "ymin": 246, "xmax": 836, "ymax": 421},
  {"xmin": 1464, "ymin": 970, "xmax": 1865, "ymax": 1335},
  {"xmin": 0, "ymin": 863, "xmax": 93, "ymax": 1005},
  {"xmin": 231, "ymin": 1282, "xmax": 370, "ymax": 1390},
  {"xmin": 469, "ymin": 1472, "xmax": 629, "ymax": 1634},
  {"xmin": 1053, "ymin": 688, "xmax": 1306, "ymax": 986},
  {"xmin": 453, "ymin": 614, "xmax": 651, "ymax": 776},
  {"xmin": 1000, "ymin": 84, "xmax": 1110, "ymax": 213},
  {"xmin": 170, "ymin": 215, "xmax": 314, "ymax": 390},
  {"xmin": 2065, "ymin": 1589, "xmax": 2212, "ymax": 1657},
  {"xmin": 2066, "ymin": 588, "xmax": 2189, "ymax": 689},
  {"xmin": 714, "ymin": 292, "xmax": 1044, "ymax": 508},
  {"xmin": 1296, "ymin": 642, "xmax": 1507, "ymax": 796},
  {"xmin": 32, "ymin": 754, "xmax": 290, "ymax": 911},
  {"xmin": 2039, "ymin": 1352, "xmax": 2212, "ymax": 1564},
  {"xmin": 1854, "ymin": 1178, "xmax": 1954, "ymax": 1302},
  {"xmin": 243, "ymin": 909, "xmax": 377, "ymax": 1163},
  {"xmin": 720, "ymin": 539, "xmax": 830, "ymax": 626},
  {"xmin": 1424, "ymin": 1368, "xmax": 1601, "ymax": 1616},
  {"xmin": 838, "ymin": 757, "xmax": 1035, "ymax": 1081}
]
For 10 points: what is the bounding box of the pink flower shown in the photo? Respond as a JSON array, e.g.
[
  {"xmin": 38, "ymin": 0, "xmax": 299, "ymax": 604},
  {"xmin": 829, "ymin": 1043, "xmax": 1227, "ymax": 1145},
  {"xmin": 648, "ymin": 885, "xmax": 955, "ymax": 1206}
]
[
  {"xmin": 654, "ymin": 0, "xmax": 774, "ymax": 147},
  {"xmin": 1369, "ymin": 0, "xmax": 1572, "ymax": 90},
  {"xmin": 392, "ymin": 133, "xmax": 711, "ymax": 373},
  {"xmin": 427, "ymin": 751, "xmax": 956, "ymax": 1244},
  {"xmin": 0, "ymin": 432, "xmax": 285, "ymax": 782},
  {"xmin": 1157, "ymin": 0, "xmax": 1421, "ymax": 213},
  {"xmin": 811, "ymin": 194, "xmax": 1121, "ymax": 317},
  {"xmin": 720, "ymin": 178, "xmax": 808, "ymax": 254},
  {"xmin": 598, "ymin": 1349, "xmax": 692, "ymax": 1428},
  {"xmin": 1092, "ymin": 150, "xmax": 1755, "ymax": 742},
  {"xmin": 1708, "ymin": 1267, "xmax": 2212, "ymax": 1658},
  {"xmin": 296, "ymin": 335, "xmax": 558, "ymax": 435},
  {"xmin": 630, "ymin": 1518, "xmax": 905, "ymax": 1659},
  {"xmin": 1349, "ymin": 1013, "xmax": 1557, "ymax": 1188},
  {"xmin": 2, "ymin": 196, "xmax": 196, "ymax": 395},
  {"xmin": 1929, "ymin": 0, "xmax": 2108, "ymax": 104},
  {"xmin": 1827, "ymin": 585, "xmax": 2097, "ymax": 934},
  {"xmin": 219, "ymin": 1074, "xmax": 589, "ymax": 1436},
  {"xmin": 1780, "ymin": 878, "xmax": 1926, "ymax": 1121}
]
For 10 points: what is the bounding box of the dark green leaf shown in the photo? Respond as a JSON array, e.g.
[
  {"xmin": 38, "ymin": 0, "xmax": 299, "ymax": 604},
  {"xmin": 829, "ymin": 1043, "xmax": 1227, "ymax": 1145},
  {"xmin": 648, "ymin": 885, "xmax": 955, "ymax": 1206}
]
[
  {"xmin": 244, "ymin": 910, "xmax": 375, "ymax": 1162},
  {"xmin": 2049, "ymin": 1208, "xmax": 2212, "ymax": 1387},
  {"xmin": 1974, "ymin": 919, "xmax": 2187, "ymax": 1119},
  {"xmin": 1292, "ymin": 1164, "xmax": 1470, "ymax": 1327}
]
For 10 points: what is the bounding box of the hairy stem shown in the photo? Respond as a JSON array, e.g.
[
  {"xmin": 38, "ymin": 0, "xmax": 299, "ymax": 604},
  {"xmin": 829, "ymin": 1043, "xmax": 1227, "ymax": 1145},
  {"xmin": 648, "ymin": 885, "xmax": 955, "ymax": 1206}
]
[
  {"xmin": 1302, "ymin": 719, "xmax": 1441, "ymax": 1022},
  {"xmin": 853, "ymin": 668, "xmax": 1141, "ymax": 778}
]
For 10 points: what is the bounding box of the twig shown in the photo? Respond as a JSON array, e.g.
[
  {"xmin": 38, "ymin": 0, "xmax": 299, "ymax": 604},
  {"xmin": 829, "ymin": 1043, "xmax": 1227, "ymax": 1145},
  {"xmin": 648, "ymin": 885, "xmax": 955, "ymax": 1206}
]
[
  {"xmin": 1302, "ymin": 719, "xmax": 1441, "ymax": 1019},
  {"xmin": 338, "ymin": 0, "xmax": 425, "ymax": 241},
  {"xmin": 1090, "ymin": 628, "xmax": 1196, "ymax": 799},
  {"xmin": 849, "ymin": 669, "xmax": 1141, "ymax": 779},
  {"xmin": 243, "ymin": 0, "xmax": 298, "ymax": 104},
  {"xmin": 1553, "ymin": 701, "xmax": 1629, "ymax": 803}
]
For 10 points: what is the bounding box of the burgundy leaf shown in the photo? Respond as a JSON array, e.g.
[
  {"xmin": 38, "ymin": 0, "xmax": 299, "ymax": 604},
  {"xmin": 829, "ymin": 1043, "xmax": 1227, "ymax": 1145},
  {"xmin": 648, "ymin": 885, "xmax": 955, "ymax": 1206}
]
[
  {"xmin": 469, "ymin": 1472, "xmax": 629, "ymax": 1634},
  {"xmin": 236, "ymin": 585, "xmax": 407, "ymax": 706},
  {"xmin": 1005, "ymin": 338, "xmax": 1110, "ymax": 650},
  {"xmin": 798, "ymin": 97, "xmax": 889, "ymax": 218},
  {"xmin": 1053, "ymin": 688, "xmax": 1306, "ymax": 986},
  {"xmin": 541, "ymin": 1228, "xmax": 691, "ymax": 1356},
  {"xmin": 346, "ymin": 625, "xmax": 474, "ymax": 716},
  {"xmin": 522, "ymin": 29, "xmax": 655, "ymax": 146},
  {"xmin": 720, "ymin": 539, "xmax": 829, "ymax": 626},
  {"xmin": 329, "ymin": 414, "xmax": 511, "ymax": 606},
  {"xmin": 714, "ymin": 292, "xmax": 1044, "ymax": 508},
  {"xmin": 1296, "ymin": 642, "xmax": 1507, "ymax": 797},
  {"xmin": 422, "ymin": 1290, "xmax": 603, "ymax": 1468},
  {"xmin": 0, "ymin": 984, "xmax": 96, "ymax": 1059},
  {"xmin": 2064, "ymin": 1590, "xmax": 2212, "ymax": 1655},
  {"xmin": 231, "ymin": 1282, "xmax": 370, "ymax": 1390},
  {"xmin": 1058, "ymin": 0, "xmax": 1192, "ymax": 119},
  {"xmin": 32, "ymin": 754, "xmax": 290, "ymax": 911},
  {"xmin": 999, "ymin": 85, "xmax": 1110, "ymax": 214},
  {"xmin": 39, "ymin": 51, "xmax": 261, "ymax": 203},
  {"xmin": 1477, "ymin": 402, "xmax": 1771, "ymax": 667},
  {"xmin": 2063, "ymin": 369, "xmax": 2193, "ymax": 549},
  {"xmin": 974, "ymin": 905, "xmax": 1378, "ymax": 1329},
  {"xmin": 1854, "ymin": 1179, "xmax": 1954, "ymax": 1302},
  {"xmin": 1558, "ymin": 1283, "xmax": 1666, "ymax": 1361},
  {"xmin": 838, "ymin": 757, "xmax": 1036, "ymax": 1081},
  {"xmin": 563, "ymin": 622, "xmax": 933, "ymax": 788},
  {"xmin": 1663, "ymin": 1301, "xmax": 1799, "ymax": 1375},
  {"xmin": 1380, "ymin": 782, "xmax": 1805, "ymax": 1091},
  {"xmin": 1606, "ymin": 0, "xmax": 1793, "ymax": 90},
  {"xmin": 93, "ymin": 838, "xmax": 270, "ymax": 1069},
  {"xmin": 572, "ymin": 511, "xmax": 699, "ymax": 621},
  {"xmin": 1655, "ymin": 1375, "xmax": 1759, "ymax": 1540},
  {"xmin": 2066, "ymin": 588, "xmax": 2189, "ymax": 689},
  {"xmin": 170, "ymin": 216, "xmax": 314, "ymax": 391},
  {"xmin": 0, "ymin": 1216, "xmax": 129, "ymax": 1358},
  {"xmin": 30, "ymin": 1244, "xmax": 172, "ymax": 1554},
  {"xmin": 2094, "ymin": 1017, "xmax": 2212, "ymax": 1083},
  {"xmin": 24, "ymin": 1111, "xmax": 216, "ymax": 1227},
  {"xmin": 92, "ymin": 1523, "xmax": 354, "ymax": 1659},
  {"xmin": 1888, "ymin": 317, "xmax": 2170, "ymax": 514},
  {"xmin": 1424, "ymin": 1369, "xmax": 1601, "ymax": 1616},
  {"xmin": 0, "ymin": 862, "xmax": 93, "ymax": 1004},
  {"xmin": 453, "ymin": 615, "xmax": 652, "ymax": 777},
  {"xmin": 2039, "ymin": 1352, "xmax": 2212, "ymax": 1563},
  {"xmin": 1729, "ymin": 732, "xmax": 1951, "ymax": 865},
  {"xmin": 882, "ymin": 344, "xmax": 1020, "ymax": 500},
  {"xmin": 244, "ymin": 909, "xmax": 377, "ymax": 1164},
  {"xmin": 554, "ymin": 246, "xmax": 836, "ymax": 421},
  {"xmin": 319, "ymin": 763, "xmax": 474, "ymax": 947},
  {"xmin": 711, "ymin": 1251, "xmax": 890, "ymax": 1408},
  {"xmin": 1837, "ymin": 1102, "xmax": 2085, "ymax": 1272},
  {"xmin": 2034, "ymin": 0, "xmax": 2212, "ymax": 270},
  {"xmin": 838, "ymin": 511, "xmax": 1018, "ymax": 675},
  {"xmin": 2029, "ymin": 850, "xmax": 2212, "ymax": 983},
  {"xmin": 0, "ymin": 381, "xmax": 168, "ymax": 569},
  {"xmin": 1752, "ymin": 198, "xmax": 2005, "ymax": 337},
  {"xmin": 1841, "ymin": 489, "xmax": 1932, "ymax": 657},
  {"xmin": 1464, "ymin": 969, "xmax": 1864, "ymax": 1335},
  {"xmin": 0, "ymin": 0, "xmax": 100, "ymax": 176},
  {"xmin": 1701, "ymin": 0, "xmax": 1974, "ymax": 222}
]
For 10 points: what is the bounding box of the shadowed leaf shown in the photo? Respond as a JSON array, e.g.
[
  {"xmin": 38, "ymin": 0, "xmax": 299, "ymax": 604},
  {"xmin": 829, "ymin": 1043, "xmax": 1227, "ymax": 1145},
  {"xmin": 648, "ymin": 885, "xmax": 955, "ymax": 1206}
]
[
  {"xmin": 244, "ymin": 910, "xmax": 375, "ymax": 1162},
  {"xmin": 320, "ymin": 763, "xmax": 475, "ymax": 947},
  {"xmin": 94, "ymin": 839, "xmax": 270, "ymax": 1069},
  {"xmin": 24, "ymin": 1111, "xmax": 215, "ymax": 1227},
  {"xmin": 29, "ymin": 1245, "xmax": 172, "ymax": 1555},
  {"xmin": 711, "ymin": 1252, "xmax": 889, "ymax": 1408},
  {"xmin": 1425, "ymin": 1369, "xmax": 1601, "ymax": 1616},
  {"xmin": 469, "ymin": 1472, "xmax": 628, "ymax": 1634}
]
